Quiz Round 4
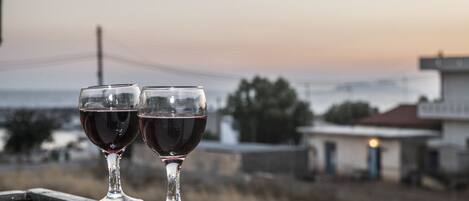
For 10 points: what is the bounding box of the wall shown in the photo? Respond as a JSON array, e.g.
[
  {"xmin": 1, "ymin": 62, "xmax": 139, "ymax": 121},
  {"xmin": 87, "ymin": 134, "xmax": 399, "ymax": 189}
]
[
  {"xmin": 441, "ymin": 72, "xmax": 469, "ymax": 101},
  {"xmin": 131, "ymin": 143, "xmax": 307, "ymax": 176},
  {"xmin": 438, "ymin": 146, "xmax": 463, "ymax": 173},
  {"xmin": 206, "ymin": 111, "xmax": 221, "ymax": 135},
  {"xmin": 307, "ymin": 135, "xmax": 402, "ymax": 182},
  {"xmin": 441, "ymin": 120, "xmax": 469, "ymax": 148},
  {"xmin": 400, "ymin": 140, "xmax": 425, "ymax": 178},
  {"xmin": 131, "ymin": 143, "xmax": 242, "ymax": 176},
  {"xmin": 381, "ymin": 139, "xmax": 401, "ymax": 182},
  {"xmin": 241, "ymin": 149, "xmax": 308, "ymax": 176}
]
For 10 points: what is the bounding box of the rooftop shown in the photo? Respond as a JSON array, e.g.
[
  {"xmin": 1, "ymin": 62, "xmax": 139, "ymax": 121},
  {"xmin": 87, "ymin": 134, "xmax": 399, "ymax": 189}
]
[
  {"xmin": 358, "ymin": 104, "xmax": 441, "ymax": 130},
  {"xmin": 298, "ymin": 125, "xmax": 440, "ymax": 139}
]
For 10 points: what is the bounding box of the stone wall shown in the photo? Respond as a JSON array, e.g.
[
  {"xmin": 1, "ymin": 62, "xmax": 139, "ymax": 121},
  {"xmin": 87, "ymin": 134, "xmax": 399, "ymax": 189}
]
[{"xmin": 240, "ymin": 149, "xmax": 308, "ymax": 176}]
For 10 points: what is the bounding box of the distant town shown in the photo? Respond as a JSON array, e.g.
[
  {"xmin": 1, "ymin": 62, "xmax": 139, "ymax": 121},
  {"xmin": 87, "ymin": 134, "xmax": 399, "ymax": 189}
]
[{"xmin": 0, "ymin": 54, "xmax": 468, "ymax": 198}]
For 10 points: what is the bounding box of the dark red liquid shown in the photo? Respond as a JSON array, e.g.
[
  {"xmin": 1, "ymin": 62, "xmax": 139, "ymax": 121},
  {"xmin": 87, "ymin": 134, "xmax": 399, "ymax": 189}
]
[
  {"xmin": 80, "ymin": 110, "xmax": 139, "ymax": 153},
  {"xmin": 139, "ymin": 116, "xmax": 207, "ymax": 157}
]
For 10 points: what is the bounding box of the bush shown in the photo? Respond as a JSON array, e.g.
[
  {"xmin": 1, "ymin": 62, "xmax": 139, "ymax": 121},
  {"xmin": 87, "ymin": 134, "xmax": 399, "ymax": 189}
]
[
  {"xmin": 224, "ymin": 76, "xmax": 313, "ymax": 144},
  {"xmin": 324, "ymin": 101, "xmax": 378, "ymax": 125},
  {"xmin": 3, "ymin": 109, "xmax": 57, "ymax": 158}
]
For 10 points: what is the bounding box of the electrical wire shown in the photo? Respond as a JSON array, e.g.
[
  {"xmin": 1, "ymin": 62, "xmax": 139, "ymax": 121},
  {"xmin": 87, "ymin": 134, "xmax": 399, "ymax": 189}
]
[
  {"xmin": 0, "ymin": 55, "xmax": 94, "ymax": 72},
  {"xmin": 105, "ymin": 53, "xmax": 243, "ymax": 80}
]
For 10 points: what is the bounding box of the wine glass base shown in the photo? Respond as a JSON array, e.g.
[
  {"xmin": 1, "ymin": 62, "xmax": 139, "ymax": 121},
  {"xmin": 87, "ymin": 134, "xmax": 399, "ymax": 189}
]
[{"xmin": 100, "ymin": 194, "xmax": 143, "ymax": 201}]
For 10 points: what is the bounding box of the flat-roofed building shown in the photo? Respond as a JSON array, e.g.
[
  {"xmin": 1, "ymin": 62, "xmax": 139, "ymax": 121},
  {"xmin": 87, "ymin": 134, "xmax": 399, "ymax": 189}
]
[{"xmin": 299, "ymin": 105, "xmax": 440, "ymax": 182}]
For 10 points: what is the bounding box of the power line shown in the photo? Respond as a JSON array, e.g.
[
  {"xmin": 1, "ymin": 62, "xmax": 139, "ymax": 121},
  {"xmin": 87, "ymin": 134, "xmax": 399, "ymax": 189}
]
[
  {"xmin": 104, "ymin": 35, "xmax": 433, "ymax": 90},
  {"xmin": 0, "ymin": 53, "xmax": 94, "ymax": 66},
  {"xmin": 105, "ymin": 35, "xmax": 245, "ymax": 80},
  {"xmin": 105, "ymin": 53, "xmax": 243, "ymax": 80},
  {"xmin": 0, "ymin": 55, "xmax": 94, "ymax": 72}
]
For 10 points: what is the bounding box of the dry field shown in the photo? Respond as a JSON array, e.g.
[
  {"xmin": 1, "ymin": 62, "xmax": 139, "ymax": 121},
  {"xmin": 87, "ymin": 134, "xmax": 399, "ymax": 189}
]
[
  {"xmin": 0, "ymin": 163, "xmax": 321, "ymax": 201},
  {"xmin": 0, "ymin": 163, "xmax": 468, "ymax": 201}
]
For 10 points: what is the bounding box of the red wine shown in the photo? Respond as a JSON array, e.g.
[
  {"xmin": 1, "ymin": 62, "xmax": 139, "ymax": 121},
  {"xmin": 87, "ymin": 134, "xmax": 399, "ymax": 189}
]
[
  {"xmin": 80, "ymin": 110, "xmax": 139, "ymax": 153},
  {"xmin": 139, "ymin": 116, "xmax": 207, "ymax": 157}
]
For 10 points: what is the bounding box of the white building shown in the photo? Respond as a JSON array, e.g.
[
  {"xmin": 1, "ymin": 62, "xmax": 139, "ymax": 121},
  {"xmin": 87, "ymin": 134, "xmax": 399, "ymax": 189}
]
[
  {"xmin": 300, "ymin": 105, "xmax": 440, "ymax": 182},
  {"xmin": 418, "ymin": 55, "xmax": 469, "ymax": 173}
]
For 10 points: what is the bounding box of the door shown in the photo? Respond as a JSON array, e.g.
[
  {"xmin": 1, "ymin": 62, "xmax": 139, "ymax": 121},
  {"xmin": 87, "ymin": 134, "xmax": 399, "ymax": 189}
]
[
  {"xmin": 427, "ymin": 150, "xmax": 439, "ymax": 173},
  {"xmin": 325, "ymin": 142, "xmax": 337, "ymax": 175},
  {"xmin": 368, "ymin": 146, "xmax": 381, "ymax": 180}
]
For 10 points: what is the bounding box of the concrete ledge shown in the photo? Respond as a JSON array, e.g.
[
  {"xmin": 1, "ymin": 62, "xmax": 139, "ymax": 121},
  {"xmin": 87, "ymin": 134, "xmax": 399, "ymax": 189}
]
[
  {"xmin": 0, "ymin": 190, "xmax": 28, "ymax": 200},
  {"xmin": 0, "ymin": 188, "xmax": 94, "ymax": 201}
]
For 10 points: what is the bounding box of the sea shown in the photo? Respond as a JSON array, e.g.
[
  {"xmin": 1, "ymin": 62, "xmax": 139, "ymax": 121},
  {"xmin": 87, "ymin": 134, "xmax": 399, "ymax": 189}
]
[
  {"xmin": 0, "ymin": 89, "xmax": 79, "ymax": 108},
  {"xmin": 0, "ymin": 82, "xmax": 439, "ymax": 112}
]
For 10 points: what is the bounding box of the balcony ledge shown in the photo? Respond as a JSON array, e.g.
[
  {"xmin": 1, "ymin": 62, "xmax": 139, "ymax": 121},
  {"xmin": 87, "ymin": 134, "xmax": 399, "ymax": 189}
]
[{"xmin": 0, "ymin": 188, "xmax": 93, "ymax": 201}]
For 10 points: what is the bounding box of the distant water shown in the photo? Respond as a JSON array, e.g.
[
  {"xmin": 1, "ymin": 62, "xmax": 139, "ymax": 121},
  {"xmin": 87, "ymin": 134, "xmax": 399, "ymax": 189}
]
[
  {"xmin": 0, "ymin": 90, "xmax": 79, "ymax": 108},
  {"xmin": 0, "ymin": 89, "xmax": 223, "ymax": 110},
  {"xmin": 0, "ymin": 80, "xmax": 438, "ymax": 113}
]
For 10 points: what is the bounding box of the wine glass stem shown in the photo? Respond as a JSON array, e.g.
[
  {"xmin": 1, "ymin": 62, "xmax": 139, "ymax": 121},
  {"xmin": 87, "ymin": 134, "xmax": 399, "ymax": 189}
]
[
  {"xmin": 164, "ymin": 158, "xmax": 184, "ymax": 201},
  {"xmin": 106, "ymin": 153, "xmax": 123, "ymax": 197}
]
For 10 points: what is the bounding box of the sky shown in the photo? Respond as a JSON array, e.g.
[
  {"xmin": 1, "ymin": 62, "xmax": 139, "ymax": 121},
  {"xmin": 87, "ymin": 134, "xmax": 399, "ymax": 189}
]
[{"xmin": 1, "ymin": 0, "xmax": 469, "ymax": 111}]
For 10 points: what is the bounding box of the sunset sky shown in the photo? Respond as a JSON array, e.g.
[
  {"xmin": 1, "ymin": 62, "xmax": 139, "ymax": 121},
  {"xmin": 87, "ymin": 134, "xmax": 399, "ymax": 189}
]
[{"xmin": 1, "ymin": 0, "xmax": 468, "ymax": 110}]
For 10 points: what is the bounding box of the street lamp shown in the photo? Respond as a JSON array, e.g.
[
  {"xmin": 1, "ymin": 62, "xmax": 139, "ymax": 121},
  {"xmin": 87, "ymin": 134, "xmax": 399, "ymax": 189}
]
[{"xmin": 368, "ymin": 138, "xmax": 380, "ymax": 148}]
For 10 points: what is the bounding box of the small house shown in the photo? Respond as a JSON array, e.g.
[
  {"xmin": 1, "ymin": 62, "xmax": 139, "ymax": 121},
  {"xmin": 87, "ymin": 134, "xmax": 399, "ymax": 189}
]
[{"xmin": 299, "ymin": 105, "xmax": 440, "ymax": 182}]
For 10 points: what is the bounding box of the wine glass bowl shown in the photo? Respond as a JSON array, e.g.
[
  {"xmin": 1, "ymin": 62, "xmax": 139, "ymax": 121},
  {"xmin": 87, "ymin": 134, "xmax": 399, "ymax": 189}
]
[
  {"xmin": 138, "ymin": 86, "xmax": 207, "ymax": 201},
  {"xmin": 79, "ymin": 84, "xmax": 143, "ymax": 201}
]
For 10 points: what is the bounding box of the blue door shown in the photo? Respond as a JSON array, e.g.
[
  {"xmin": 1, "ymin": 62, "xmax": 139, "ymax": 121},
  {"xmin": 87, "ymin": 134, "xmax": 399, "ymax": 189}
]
[
  {"xmin": 325, "ymin": 142, "xmax": 337, "ymax": 175},
  {"xmin": 368, "ymin": 147, "xmax": 381, "ymax": 180}
]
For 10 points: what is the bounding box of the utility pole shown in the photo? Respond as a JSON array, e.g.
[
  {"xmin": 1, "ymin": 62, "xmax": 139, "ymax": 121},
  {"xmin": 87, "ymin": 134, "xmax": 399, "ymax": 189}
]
[
  {"xmin": 0, "ymin": 0, "xmax": 3, "ymax": 45},
  {"xmin": 96, "ymin": 25, "xmax": 103, "ymax": 85}
]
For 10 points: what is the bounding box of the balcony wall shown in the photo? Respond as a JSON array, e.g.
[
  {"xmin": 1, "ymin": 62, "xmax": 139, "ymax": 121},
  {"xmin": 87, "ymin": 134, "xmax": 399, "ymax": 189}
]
[
  {"xmin": 420, "ymin": 57, "xmax": 469, "ymax": 72},
  {"xmin": 418, "ymin": 102, "xmax": 469, "ymax": 120}
]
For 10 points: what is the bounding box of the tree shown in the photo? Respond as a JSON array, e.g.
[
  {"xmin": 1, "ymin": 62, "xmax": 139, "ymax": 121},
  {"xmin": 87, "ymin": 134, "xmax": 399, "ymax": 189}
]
[
  {"xmin": 418, "ymin": 95, "xmax": 429, "ymax": 103},
  {"xmin": 224, "ymin": 76, "xmax": 313, "ymax": 144},
  {"xmin": 324, "ymin": 101, "xmax": 378, "ymax": 125},
  {"xmin": 3, "ymin": 109, "xmax": 57, "ymax": 159}
]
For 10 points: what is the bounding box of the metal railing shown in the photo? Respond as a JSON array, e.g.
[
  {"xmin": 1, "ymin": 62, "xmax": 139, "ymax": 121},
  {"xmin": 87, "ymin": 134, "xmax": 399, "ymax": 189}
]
[
  {"xmin": 418, "ymin": 101, "xmax": 469, "ymax": 120},
  {"xmin": 420, "ymin": 57, "xmax": 469, "ymax": 71}
]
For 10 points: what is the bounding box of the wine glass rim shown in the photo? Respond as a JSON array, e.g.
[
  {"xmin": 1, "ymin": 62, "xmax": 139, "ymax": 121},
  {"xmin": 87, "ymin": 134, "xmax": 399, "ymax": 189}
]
[
  {"xmin": 142, "ymin": 86, "xmax": 204, "ymax": 90},
  {"xmin": 81, "ymin": 83, "xmax": 138, "ymax": 90}
]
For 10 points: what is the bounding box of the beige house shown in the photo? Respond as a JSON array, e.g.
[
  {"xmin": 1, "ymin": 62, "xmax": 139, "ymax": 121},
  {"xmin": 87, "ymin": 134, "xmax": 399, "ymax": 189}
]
[{"xmin": 299, "ymin": 105, "xmax": 440, "ymax": 182}]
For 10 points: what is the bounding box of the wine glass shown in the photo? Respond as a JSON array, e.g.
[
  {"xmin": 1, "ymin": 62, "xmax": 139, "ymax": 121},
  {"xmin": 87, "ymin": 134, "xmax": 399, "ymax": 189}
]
[
  {"xmin": 138, "ymin": 86, "xmax": 207, "ymax": 201},
  {"xmin": 79, "ymin": 84, "xmax": 143, "ymax": 201}
]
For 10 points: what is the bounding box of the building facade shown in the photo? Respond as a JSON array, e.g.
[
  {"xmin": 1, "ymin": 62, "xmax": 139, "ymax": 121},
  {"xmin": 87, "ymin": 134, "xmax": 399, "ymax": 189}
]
[
  {"xmin": 300, "ymin": 125, "xmax": 437, "ymax": 182},
  {"xmin": 300, "ymin": 105, "xmax": 440, "ymax": 182},
  {"xmin": 418, "ymin": 55, "xmax": 469, "ymax": 173}
]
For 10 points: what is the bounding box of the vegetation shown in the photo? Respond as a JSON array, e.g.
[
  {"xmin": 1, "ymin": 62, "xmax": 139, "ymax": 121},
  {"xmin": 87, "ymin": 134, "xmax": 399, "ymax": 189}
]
[
  {"xmin": 0, "ymin": 165, "xmax": 326, "ymax": 201},
  {"xmin": 224, "ymin": 76, "xmax": 313, "ymax": 144},
  {"xmin": 3, "ymin": 109, "xmax": 57, "ymax": 158},
  {"xmin": 0, "ymin": 164, "xmax": 466, "ymax": 201},
  {"xmin": 324, "ymin": 101, "xmax": 378, "ymax": 125},
  {"xmin": 203, "ymin": 131, "xmax": 219, "ymax": 141},
  {"xmin": 418, "ymin": 95, "xmax": 429, "ymax": 103}
]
